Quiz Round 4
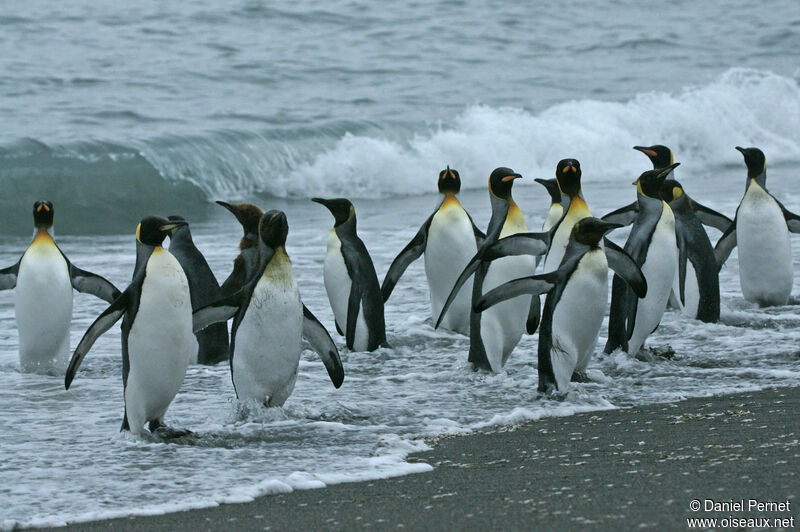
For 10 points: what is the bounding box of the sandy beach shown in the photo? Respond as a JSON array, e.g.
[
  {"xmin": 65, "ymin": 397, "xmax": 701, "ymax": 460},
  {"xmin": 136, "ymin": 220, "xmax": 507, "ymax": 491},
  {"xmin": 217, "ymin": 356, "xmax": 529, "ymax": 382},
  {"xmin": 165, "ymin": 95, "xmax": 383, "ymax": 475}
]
[{"xmin": 43, "ymin": 385, "xmax": 799, "ymax": 531}]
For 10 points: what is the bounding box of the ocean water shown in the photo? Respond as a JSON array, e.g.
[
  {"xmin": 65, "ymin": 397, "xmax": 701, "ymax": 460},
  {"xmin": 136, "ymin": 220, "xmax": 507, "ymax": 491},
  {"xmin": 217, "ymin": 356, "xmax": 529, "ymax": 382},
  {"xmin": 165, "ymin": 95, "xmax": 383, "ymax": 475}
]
[{"xmin": 1, "ymin": 0, "xmax": 800, "ymax": 528}]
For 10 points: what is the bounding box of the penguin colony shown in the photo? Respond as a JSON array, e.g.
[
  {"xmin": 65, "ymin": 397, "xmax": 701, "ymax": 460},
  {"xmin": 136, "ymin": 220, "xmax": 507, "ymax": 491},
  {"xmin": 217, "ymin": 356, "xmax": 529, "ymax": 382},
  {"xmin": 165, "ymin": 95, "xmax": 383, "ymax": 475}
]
[{"xmin": 2, "ymin": 145, "xmax": 797, "ymax": 437}]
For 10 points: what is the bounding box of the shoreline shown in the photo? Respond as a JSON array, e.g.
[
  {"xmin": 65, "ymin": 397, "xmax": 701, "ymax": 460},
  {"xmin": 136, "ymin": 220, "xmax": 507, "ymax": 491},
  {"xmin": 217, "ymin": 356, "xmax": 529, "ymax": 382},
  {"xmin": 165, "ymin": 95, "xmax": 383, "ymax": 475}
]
[{"xmin": 30, "ymin": 385, "xmax": 799, "ymax": 531}]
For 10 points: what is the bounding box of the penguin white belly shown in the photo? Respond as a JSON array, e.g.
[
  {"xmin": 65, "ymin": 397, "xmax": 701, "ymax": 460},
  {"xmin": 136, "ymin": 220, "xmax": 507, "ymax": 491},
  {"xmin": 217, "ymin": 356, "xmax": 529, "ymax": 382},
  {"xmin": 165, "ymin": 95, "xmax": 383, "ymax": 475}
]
[
  {"xmin": 15, "ymin": 238, "xmax": 73, "ymax": 373},
  {"xmin": 544, "ymin": 199, "xmax": 592, "ymax": 273},
  {"xmin": 125, "ymin": 250, "xmax": 195, "ymax": 435},
  {"xmin": 233, "ymin": 252, "xmax": 303, "ymax": 406},
  {"xmin": 551, "ymin": 250, "xmax": 608, "ymax": 390},
  {"xmin": 542, "ymin": 205, "xmax": 563, "ymax": 232},
  {"xmin": 324, "ymin": 231, "xmax": 369, "ymax": 350},
  {"xmin": 737, "ymin": 186, "xmax": 793, "ymax": 306},
  {"xmin": 425, "ymin": 204, "xmax": 477, "ymax": 335},
  {"xmin": 628, "ymin": 206, "xmax": 677, "ymax": 355},
  {"xmin": 671, "ymin": 262, "xmax": 700, "ymax": 319}
]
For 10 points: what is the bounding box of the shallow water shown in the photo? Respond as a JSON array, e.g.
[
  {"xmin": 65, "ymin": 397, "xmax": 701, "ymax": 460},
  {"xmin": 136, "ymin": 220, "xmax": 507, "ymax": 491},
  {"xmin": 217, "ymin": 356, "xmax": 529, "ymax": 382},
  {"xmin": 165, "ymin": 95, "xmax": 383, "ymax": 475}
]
[{"xmin": 1, "ymin": 0, "xmax": 800, "ymax": 528}]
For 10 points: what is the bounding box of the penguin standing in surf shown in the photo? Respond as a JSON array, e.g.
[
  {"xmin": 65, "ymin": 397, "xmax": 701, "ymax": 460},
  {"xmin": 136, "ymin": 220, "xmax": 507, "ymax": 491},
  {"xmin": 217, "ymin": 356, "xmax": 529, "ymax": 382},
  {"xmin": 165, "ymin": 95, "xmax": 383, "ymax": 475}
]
[
  {"xmin": 313, "ymin": 197, "xmax": 387, "ymax": 351},
  {"xmin": 715, "ymin": 146, "xmax": 800, "ymax": 306},
  {"xmin": 192, "ymin": 210, "xmax": 344, "ymax": 406},
  {"xmin": 541, "ymin": 159, "xmax": 594, "ymax": 274},
  {"xmin": 381, "ymin": 166, "xmax": 485, "ymax": 335},
  {"xmin": 216, "ymin": 201, "xmax": 264, "ymax": 296},
  {"xmin": 0, "ymin": 201, "xmax": 120, "ymax": 374},
  {"xmin": 166, "ymin": 215, "xmax": 229, "ymax": 365},
  {"xmin": 604, "ymin": 145, "xmax": 732, "ymax": 322},
  {"xmin": 65, "ymin": 217, "xmax": 196, "ymax": 438},
  {"xmin": 476, "ymin": 218, "xmax": 646, "ymax": 392},
  {"xmin": 436, "ymin": 167, "xmax": 548, "ymax": 372},
  {"xmin": 603, "ymin": 163, "xmax": 680, "ymax": 357}
]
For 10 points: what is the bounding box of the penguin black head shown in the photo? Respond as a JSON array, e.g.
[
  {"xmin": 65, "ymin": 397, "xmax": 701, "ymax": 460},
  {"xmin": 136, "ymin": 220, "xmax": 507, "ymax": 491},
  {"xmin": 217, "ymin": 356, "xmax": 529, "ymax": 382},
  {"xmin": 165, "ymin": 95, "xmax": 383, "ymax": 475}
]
[
  {"xmin": 555, "ymin": 159, "xmax": 582, "ymax": 198},
  {"xmin": 136, "ymin": 216, "xmax": 187, "ymax": 247},
  {"xmin": 633, "ymin": 162, "xmax": 680, "ymax": 198},
  {"xmin": 32, "ymin": 200, "xmax": 54, "ymax": 229},
  {"xmin": 488, "ymin": 167, "xmax": 522, "ymax": 200},
  {"xmin": 735, "ymin": 146, "xmax": 766, "ymax": 179},
  {"xmin": 166, "ymin": 215, "xmax": 190, "ymax": 237},
  {"xmin": 659, "ymin": 179, "xmax": 685, "ymax": 203},
  {"xmin": 437, "ymin": 166, "xmax": 461, "ymax": 194},
  {"xmin": 634, "ymin": 145, "xmax": 674, "ymax": 169},
  {"xmin": 259, "ymin": 210, "xmax": 289, "ymax": 249},
  {"xmin": 217, "ymin": 201, "xmax": 264, "ymax": 236},
  {"xmin": 571, "ymin": 217, "xmax": 622, "ymax": 247},
  {"xmin": 312, "ymin": 197, "xmax": 354, "ymax": 227},
  {"xmin": 534, "ymin": 178, "xmax": 561, "ymax": 204}
]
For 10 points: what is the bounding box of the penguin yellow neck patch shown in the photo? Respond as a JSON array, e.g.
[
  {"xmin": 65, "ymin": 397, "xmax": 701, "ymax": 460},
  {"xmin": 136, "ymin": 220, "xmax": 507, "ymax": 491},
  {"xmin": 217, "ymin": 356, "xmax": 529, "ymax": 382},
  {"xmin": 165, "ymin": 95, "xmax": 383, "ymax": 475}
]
[
  {"xmin": 32, "ymin": 228, "xmax": 55, "ymax": 248},
  {"xmin": 440, "ymin": 193, "xmax": 461, "ymax": 211}
]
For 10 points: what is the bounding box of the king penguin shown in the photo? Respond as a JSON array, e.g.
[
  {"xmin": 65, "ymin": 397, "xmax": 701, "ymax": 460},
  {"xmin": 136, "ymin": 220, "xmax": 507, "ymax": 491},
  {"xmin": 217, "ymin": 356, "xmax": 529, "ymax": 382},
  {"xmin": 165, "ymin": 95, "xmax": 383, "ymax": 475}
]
[
  {"xmin": 381, "ymin": 166, "xmax": 485, "ymax": 335},
  {"xmin": 476, "ymin": 217, "xmax": 646, "ymax": 393},
  {"xmin": 604, "ymin": 163, "xmax": 680, "ymax": 357},
  {"xmin": 541, "ymin": 160, "xmax": 594, "ymax": 274},
  {"xmin": 436, "ymin": 167, "xmax": 548, "ymax": 372},
  {"xmin": 715, "ymin": 146, "xmax": 800, "ymax": 306},
  {"xmin": 0, "ymin": 201, "xmax": 120, "ymax": 374},
  {"xmin": 216, "ymin": 201, "xmax": 264, "ymax": 297},
  {"xmin": 313, "ymin": 197, "xmax": 387, "ymax": 351},
  {"xmin": 192, "ymin": 210, "xmax": 344, "ymax": 405},
  {"xmin": 166, "ymin": 215, "xmax": 229, "ymax": 365},
  {"xmin": 604, "ymin": 145, "xmax": 732, "ymax": 322},
  {"xmin": 65, "ymin": 216, "xmax": 197, "ymax": 438},
  {"xmin": 534, "ymin": 177, "xmax": 563, "ymax": 232}
]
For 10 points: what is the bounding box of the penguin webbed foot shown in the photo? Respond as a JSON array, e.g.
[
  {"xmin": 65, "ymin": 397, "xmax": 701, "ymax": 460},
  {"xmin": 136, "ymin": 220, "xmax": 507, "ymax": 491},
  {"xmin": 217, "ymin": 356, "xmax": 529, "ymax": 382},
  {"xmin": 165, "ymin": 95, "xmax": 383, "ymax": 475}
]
[
  {"xmin": 536, "ymin": 385, "xmax": 568, "ymax": 401},
  {"xmin": 570, "ymin": 371, "xmax": 591, "ymax": 383},
  {"xmin": 149, "ymin": 420, "xmax": 193, "ymax": 440},
  {"xmin": 634, "ymin": 345, "xmax": 675, "ymax": 362}
]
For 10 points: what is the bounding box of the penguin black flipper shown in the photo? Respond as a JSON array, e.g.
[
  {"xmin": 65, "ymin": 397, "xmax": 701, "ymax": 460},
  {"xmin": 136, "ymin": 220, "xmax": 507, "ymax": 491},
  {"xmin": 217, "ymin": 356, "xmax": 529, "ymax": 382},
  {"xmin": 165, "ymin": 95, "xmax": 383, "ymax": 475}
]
[
  {"xmin": 604, "ymin": 274, "xmax": 632, "ymax": 354},
  {"xmin": 302, "ymin": 304, "xmax": 344, "ymax": 388},
  {"xmin": 345, "ymin": 281, "xmax": 362, "ymax": 350},
  {"xmin": 483, "ymin": 231, "xmax": 551, "ymax": 261},
  {"xmin": 0, "ymin": 261, "xmax": 20, "ymax": 290},
  {"xmin": 470, "ymin": 219, "xmax": 487, "ymax": 248},
  {"xmin": 714, "ymin": 219, "xmax": 738, "ymax": 268},
  {"xmin": 192, "ymin": 291, "xmax": 243, "ymax": 333},
  {"xmin": 691, "ymin": 201, "xmax": 733, "ymax": 232},
  {"xmin": 526, "ymin": 297, "xmax": 541, "ymax": 335},
  {"xmin": 474, "ymin": 273, "xmax": 558, "ymax": 312},
  {"xmin": 777, "ymin": 201, "xmax": 800, "ymax": 233},
  {"xmin": 65, "ymin": 290, "xmax": 131, "ymax": 390},
  {"xmin": 676, "ymin": 228, "xmax": 689, "ymax": 304},
  {"xmin": 67, "ymin": 262, "xmax": 121, "ymax": 304},
  {"xmin": 602, "ymin": 202, "xmax": 639, "ymax": 226},
  {"xmin": 602, "ymin": 238, "xmax": 647, "ymax": 299},
  {"xmin": 381, "ymin": 213, "xmax": 433, "ymax": 302}
]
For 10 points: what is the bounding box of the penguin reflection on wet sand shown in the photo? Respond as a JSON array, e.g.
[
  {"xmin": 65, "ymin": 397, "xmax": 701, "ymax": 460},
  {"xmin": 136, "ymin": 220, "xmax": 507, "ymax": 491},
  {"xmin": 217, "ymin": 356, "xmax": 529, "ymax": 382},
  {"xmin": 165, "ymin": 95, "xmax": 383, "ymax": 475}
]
[
  {"xmin": 604, "ymin": 145, "xmax": 732, "ymax": 322},
  {"xmin": 166, "ymin": 215, "xmax": 229, "ymax": 365},
  {"xmin": 65, "ymin": 216, "xmax": 196, "ymax": 439},
  {"xmin": 715, "ymin": 146, "xmax": 800, "ymax": 307},
  {"xmin": 192, "ymin": 210, "xmax": 344, "ymax": 406},
  {"xmin": 313, "ymin": 197, "xmax": 387, "ymax": 351},
  {"xmin": 604, "ymin": 163, "xmax": 680, "ymax": 358},
  {"xmin": 476, "ymin": 218, "xmax": 646, "ymax": 393},
  {"xmin": 0, "ymin": 201, "xmax": 121, "ymax": 374},
  {"xmin": 381, "ymin": 166, "xmax": 485, "ymax": 335},
  {"xmin": 437, "ymin": 167, "xmax": 547, "ymax": 372},
  {"xmin": 216, "ymin": 201, "xmax": 264, "ymax": 296}
]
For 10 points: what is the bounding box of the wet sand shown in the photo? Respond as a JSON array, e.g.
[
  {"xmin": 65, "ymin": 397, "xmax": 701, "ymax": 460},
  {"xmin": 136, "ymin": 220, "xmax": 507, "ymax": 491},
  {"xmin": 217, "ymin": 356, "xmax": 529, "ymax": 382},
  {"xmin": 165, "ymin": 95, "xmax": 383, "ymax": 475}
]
[{"xmin": 40, "ymin": 386, "xmax": 799, "ymax": 531}]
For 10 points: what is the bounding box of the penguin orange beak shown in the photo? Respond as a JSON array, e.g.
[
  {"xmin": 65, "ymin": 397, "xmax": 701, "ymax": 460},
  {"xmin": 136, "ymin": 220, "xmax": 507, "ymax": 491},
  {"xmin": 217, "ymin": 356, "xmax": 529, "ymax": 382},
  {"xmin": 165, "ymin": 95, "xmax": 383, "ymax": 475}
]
[
  {"xmin": 633, "ymin": 146, "xmax": 658, "ymax": 158},
  {"xmin": 501, "ymin": 173, "xmax": 522, "ymax": 182}
]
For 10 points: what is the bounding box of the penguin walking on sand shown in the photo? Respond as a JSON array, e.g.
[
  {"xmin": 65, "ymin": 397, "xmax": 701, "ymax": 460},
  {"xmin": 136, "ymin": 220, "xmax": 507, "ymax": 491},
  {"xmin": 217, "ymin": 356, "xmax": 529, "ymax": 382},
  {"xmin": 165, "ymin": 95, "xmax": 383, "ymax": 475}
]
[
  {"xmin": 534, "ymin": 177, "xmax": 563, "ymax": 232},
  {"xmin": 715, "ymin": 146, "xmax": 800, "ymax": 306},
  {"xmin": 0, "ymin": 201, "xmax": 120, "ymax": 374},
  {"xmin": 216, "ymin": 201, "xmax": 264, "ymax": 296},
  {"xmin": 604, "ymin": 145, "xmax": 732, "ymax": 322},
  {"xmin": 475, "ymin": 218, "xmax": 646, "ymax": 392},
  {"xmin": 65, "ymin": 216, "xmax": 196, "ymax": 438},
  {"xmin": 603, "ymin": 163, "xmax": 680, "ymax": 357},
  {"xmin": 313, "ymin": 197, "xmax": 387, "ymax": 351},
  {"xmin": 192, "ymin": 210, "xmax": 344, "ymax": 406},
  {"xmin": 381, "ymin": 166, "xmax": 485, "ymax": 335},
  {"xmin": 166, "ymin": 215, "xmax": 229, "ymax": 365},
  {"xmin": 437, "ymin": 168, "xmax": 549, "ymax": 372}
]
